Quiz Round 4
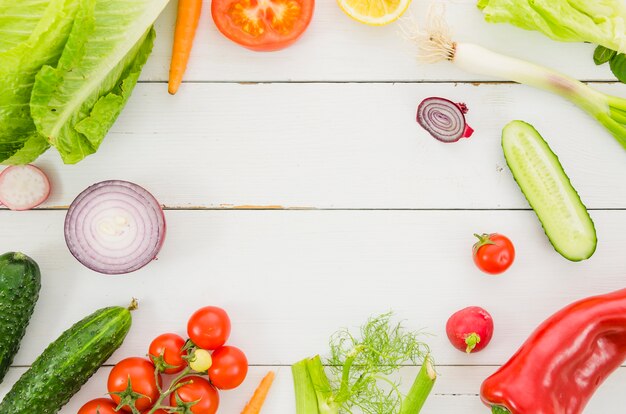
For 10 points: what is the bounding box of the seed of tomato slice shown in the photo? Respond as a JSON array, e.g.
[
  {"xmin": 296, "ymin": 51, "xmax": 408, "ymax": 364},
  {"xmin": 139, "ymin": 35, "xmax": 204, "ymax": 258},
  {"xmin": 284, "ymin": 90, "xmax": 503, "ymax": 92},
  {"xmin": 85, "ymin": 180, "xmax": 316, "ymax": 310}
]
[{"xmin": 212, "ymin": 0, "xmax": 315, "ymax": 51}]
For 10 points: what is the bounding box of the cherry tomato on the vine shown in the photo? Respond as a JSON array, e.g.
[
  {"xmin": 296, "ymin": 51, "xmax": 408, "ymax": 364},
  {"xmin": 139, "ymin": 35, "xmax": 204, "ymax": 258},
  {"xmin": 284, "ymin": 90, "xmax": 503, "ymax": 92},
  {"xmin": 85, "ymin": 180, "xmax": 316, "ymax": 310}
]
[
  {"xmin": 149, "ymin": 333, "xmax": 187, "ymax": 374},
  {"xmin": 190, "ymin": 348, "xmax": 213, "ymax": 372},
  {"xmin": 472, "ymin": 233, "xmax": 515, "ymax": 275},
  {"xmin": 211, "ymin": 0, "xmax": 315, "ymax": 51},
  {"xmin": 170, "ymin": 376, "xmax": 220, "ymax": 414},
  {"xmin": 108, "ymin": 357, "xmax": 162, "ymax": 412},
  {"xmin": 208, "ymin": 345, "xmax": 248, "ymax": 390},
  {"xmin": 77, "ymin": 398, "xmax": 118, "ymax": 414},
  {"xmin": 188, "ymin": 306, "xmax": 231, "ymax": 350}
]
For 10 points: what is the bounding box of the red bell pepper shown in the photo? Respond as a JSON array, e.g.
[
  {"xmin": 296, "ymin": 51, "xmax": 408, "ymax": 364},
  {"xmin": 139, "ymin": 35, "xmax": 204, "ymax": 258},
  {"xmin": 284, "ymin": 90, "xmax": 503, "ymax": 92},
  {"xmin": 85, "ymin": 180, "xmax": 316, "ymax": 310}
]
[{"xmin": 481, "ymin": 288, "xmax": 626, "ymax": 414}]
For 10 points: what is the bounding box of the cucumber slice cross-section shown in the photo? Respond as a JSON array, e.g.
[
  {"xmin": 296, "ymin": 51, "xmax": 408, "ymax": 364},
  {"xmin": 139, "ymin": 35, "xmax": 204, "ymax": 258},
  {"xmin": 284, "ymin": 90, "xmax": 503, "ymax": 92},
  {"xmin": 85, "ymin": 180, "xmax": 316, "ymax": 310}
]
[{"xmin": 502, "ymin": 120, "xmax": 597, "ymax": 261}]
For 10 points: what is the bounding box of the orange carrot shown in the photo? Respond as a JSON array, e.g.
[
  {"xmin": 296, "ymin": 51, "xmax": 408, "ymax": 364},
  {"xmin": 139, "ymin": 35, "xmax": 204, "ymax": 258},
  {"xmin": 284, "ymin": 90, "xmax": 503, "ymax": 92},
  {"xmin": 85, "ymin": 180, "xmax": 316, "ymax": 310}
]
[
  {"xmin": 168, "ymin": 0, "xmax": 203, "ymax": 95},
  {"xmin": 241, "ymin": 371, "xmax": 276, "ymax": 414}
]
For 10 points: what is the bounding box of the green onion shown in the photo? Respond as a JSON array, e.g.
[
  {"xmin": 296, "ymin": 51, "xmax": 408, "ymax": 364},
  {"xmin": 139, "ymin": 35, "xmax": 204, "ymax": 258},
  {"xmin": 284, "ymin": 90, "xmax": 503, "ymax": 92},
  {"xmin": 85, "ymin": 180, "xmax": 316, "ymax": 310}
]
[{"xmin": 406, "ymin": 6, "xmax": 626, "ymax": 150}]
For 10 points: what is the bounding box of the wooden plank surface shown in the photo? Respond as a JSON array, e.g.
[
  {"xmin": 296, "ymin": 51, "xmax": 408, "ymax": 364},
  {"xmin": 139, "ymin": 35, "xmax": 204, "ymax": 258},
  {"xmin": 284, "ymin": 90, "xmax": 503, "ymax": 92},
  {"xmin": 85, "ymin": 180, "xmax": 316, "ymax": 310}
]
[
  {"xmin": 2, "ymin": 210, "xmax": 625, "ymax": 367},
  {"xmin": 3, "ymin": 365, "xmax": 625, "ymax": 413},
  {"xmin": 142, "ymin": 0, "xmax": 616, "ymax": 82},
  {"xmin": 25, "ymin": 82, "xmax": 626, "ymax": 210},
  {"xmin": 3, "ymin": 0, "xmax": 626, "ymax": 413}
]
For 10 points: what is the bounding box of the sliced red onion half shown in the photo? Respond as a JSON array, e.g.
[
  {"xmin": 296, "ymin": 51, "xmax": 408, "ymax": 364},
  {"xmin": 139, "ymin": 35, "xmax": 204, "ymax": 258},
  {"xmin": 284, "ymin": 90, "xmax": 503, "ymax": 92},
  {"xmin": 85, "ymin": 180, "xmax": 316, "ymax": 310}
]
[
  {"xmin": 417, "ymin": 97, "xmax": 474, "ymax": 143},
  {"xmin": 65, "ymin": 180, "xmax": 166, "ymax": 275}
]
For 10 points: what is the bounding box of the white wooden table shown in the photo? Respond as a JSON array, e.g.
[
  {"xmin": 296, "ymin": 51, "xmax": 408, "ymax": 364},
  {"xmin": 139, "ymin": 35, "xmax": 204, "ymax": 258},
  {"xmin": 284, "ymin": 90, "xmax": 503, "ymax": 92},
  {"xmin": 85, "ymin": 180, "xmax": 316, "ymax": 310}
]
[{"xmin": 2, "ymin": 1, "xmax": 626, "ymax": 412}]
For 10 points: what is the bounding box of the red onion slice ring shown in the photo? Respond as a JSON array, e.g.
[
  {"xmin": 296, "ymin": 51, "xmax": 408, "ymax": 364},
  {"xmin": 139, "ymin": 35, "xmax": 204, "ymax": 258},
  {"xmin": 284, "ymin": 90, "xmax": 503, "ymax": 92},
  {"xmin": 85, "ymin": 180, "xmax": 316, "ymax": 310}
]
[
  {"xmin": 65, "ymin": 180, "xmax": 166, "ymax": 275},
  {"xmin": 417, "ymin": 97, "xmax": 474, "ymax": 143}
]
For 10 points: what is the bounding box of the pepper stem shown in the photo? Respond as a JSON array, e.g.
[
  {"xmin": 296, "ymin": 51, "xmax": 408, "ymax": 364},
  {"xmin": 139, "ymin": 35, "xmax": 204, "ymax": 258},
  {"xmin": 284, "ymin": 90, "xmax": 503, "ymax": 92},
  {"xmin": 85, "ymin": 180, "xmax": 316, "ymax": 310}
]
[
  {"xmin": 465, "ymin": 333, "xmax": 481, "ymax": 353},
  {"xmin": 492, "ymin": 406, "xmax": 511, "ymax": 414}
]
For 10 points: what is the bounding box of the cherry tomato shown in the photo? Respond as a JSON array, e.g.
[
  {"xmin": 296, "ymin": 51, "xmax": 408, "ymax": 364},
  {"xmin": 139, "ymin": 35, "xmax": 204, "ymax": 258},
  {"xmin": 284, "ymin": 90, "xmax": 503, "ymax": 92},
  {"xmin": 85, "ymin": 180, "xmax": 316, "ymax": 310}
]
[
  {"xmin": 108, "ymin": 357, "xmax": 162, "ymax": 412},
  {"xmin": 472, "ymin": 233, "xmax": 515, "ymax": 275},
  {"xmin": 78, "ymin": 398, "xmax": 118, "ymax": 414},
  {"xmin": 170, "ymin": 376, "xmax": 220, "ymax": 414},
  {"xmin": 190, "ymin": 348, "xmax": 213, "ymax": 372},
  {"xmin": 188, "ymin": 306, "xmax": 231, "ymax": 350},
  {"xmin": 208, "ymin": 346, "xmax": 248, "ymax": 390},
  {"xmin": 149, "ymin": 333, "xmax": 187, "ymax": 374},
  {"xmin": 211, "ymin": 0, "xmax": 315, "ymax": 51}
]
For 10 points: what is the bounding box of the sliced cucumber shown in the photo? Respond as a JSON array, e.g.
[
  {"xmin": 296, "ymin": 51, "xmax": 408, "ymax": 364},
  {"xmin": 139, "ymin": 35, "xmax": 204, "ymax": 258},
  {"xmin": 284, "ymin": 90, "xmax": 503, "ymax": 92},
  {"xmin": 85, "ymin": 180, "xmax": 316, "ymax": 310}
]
[{"xmin": 502, "ymin": 120, "xmax": 596, "ymax": 261}]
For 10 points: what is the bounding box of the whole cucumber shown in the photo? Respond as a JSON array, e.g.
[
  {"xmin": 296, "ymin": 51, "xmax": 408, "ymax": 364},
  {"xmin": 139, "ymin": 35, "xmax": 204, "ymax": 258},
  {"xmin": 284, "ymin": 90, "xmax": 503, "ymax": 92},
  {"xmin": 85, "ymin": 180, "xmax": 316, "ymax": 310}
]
[
  {"xmin": 0, "ymin": 303, "xmax": 134, "ymax": 413},
  {"xmin": 0, "ymin": 252, "xmax": 41, "ymax": 383}
]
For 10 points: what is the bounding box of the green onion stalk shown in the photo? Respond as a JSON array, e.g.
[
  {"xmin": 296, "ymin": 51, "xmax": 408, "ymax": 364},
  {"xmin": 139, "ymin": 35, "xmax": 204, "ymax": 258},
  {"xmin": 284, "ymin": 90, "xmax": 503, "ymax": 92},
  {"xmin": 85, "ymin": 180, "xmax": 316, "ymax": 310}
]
[
  {"xmin": 291, "ymin": 313, "xmax": 436, "ymax": 414},
  {"xmin": 405, "ymin": 5, "xmax": 626, "ymax": 150}
]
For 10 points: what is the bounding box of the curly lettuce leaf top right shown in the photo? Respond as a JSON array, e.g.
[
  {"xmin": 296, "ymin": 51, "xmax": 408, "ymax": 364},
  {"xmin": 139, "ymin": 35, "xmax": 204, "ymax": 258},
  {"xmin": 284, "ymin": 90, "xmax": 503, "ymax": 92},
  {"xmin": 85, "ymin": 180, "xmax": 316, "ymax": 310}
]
[{"xmin": 477, "ymin": 0, "xmax": 626, "ymax": 82}]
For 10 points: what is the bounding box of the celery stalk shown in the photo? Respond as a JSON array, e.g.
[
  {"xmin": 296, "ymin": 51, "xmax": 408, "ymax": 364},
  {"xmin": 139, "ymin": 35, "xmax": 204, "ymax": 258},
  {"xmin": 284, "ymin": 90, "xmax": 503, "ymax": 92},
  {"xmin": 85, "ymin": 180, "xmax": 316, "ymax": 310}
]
[
  {"xmin": 306, "ymin": 356, "xmax": 340, "ymax": 414},
  {"xmin": 400, "ymin": 355, "xmax": 436, "ymax": 414},
  {"xmin": 292, "ymin": 358, "xmax": 320, "ymax": 414}
]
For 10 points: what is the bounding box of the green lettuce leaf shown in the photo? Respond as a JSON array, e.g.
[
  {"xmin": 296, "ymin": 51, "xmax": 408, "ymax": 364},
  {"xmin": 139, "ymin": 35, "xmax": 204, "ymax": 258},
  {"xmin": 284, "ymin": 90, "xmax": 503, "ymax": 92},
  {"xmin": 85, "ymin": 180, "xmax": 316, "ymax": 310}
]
[
  {"xmin": 0, "ymin": 0, "xmax": 80, "ymax": 163},
  {"xmin": 594, "ymin": 45, "xmax": 617, "ymax": 65},
  {"xmin": 30, "ymin": 0, "xmax": 167, "ymax": 164},
  {"xmin": 478, "ymin": 0, "xmax": 626, "ymax": 54}
]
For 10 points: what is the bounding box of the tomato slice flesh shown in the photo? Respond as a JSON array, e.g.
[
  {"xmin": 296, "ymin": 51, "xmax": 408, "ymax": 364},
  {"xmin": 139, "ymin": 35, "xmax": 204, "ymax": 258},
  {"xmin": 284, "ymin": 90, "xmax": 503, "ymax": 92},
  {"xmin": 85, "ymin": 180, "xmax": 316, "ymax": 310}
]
[
  {"xmin": 213, "ymin": 0, "xmax": 314, "ymax": 51},
  {"xmin": 228, "ymin": 0, "xmax": 302, "ymax": 37}
]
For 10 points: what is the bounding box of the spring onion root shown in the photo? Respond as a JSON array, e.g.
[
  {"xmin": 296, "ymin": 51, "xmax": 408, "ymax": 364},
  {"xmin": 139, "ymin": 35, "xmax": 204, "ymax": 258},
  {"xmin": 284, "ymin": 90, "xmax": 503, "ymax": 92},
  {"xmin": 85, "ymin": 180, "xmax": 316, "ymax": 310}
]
[{"xmin": 405, "ymin": 5, "xmax": 626, "ymax": 150}]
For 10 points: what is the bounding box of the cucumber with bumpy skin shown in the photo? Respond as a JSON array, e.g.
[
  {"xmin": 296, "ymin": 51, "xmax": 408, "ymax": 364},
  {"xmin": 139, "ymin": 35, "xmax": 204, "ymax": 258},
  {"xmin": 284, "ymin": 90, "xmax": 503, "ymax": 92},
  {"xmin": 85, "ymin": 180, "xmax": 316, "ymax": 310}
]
[
  {"xmin": 0, "ymin": 252, "xmax": 41, "ymax": 383},
  {"xmin": 0, "ymin": 302, "xmax": 134, "ymax": 413},
  {"xmin": 502, "ymin": 120, "xmax": 597, "ymax": 261}
]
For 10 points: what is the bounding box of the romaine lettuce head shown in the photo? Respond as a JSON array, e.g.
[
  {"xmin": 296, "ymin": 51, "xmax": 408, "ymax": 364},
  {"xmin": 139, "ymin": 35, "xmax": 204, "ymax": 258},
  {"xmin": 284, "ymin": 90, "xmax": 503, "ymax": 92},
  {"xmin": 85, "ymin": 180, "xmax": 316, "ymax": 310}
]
[
  {"xmin": 478, "ymin": 0, "xmax": 626, "ymax": 53},
  {"xmin": 0, "ymin": 0, "xmax": 81, "ymax": 164},
  {"xmin": 1, "ymin": 0, "xmax": 168, "ymax": 165},
  {"xmin": 30, "ymin": 0, "xmax": 168, "ymax": 164}
]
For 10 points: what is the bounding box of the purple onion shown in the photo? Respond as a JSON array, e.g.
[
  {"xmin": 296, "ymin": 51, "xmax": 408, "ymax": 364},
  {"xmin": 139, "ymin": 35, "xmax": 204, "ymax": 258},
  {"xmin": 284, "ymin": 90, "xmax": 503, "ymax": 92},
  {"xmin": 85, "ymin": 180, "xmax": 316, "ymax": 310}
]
[
  {"xmin": 65, "ymin": 180, "xmax": 166, "ymax": 275},
  {"xmin": 417, "ymin": 97, "xmax": 474, "ymax": 143}
]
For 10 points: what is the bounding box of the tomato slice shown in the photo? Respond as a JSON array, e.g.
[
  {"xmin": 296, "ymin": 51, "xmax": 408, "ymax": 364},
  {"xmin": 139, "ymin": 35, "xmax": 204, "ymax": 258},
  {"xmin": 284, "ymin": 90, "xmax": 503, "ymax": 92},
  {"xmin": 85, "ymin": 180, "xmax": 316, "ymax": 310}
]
[{"xmin": 212, "ymin": 0, "xmax": 315, "ymax": 51}]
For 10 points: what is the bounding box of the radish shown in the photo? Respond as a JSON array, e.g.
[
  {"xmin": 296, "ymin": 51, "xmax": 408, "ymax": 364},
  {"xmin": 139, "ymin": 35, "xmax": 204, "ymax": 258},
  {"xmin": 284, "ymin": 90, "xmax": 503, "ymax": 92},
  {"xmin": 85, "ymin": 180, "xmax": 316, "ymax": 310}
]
[
  {"xmin": 446, "ymin": 306, "xmax": 494, "ymax": 354},
  {"xmin": 0, "ymin": 165, "xmax": 51, "ymax": 211}
]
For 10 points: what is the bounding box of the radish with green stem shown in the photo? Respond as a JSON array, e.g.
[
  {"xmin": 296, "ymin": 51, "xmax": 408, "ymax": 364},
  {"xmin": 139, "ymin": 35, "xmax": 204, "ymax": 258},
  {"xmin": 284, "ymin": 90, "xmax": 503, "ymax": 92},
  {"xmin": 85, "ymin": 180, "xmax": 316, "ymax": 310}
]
[
  {"xmin": 404, "ymin": 6, "xmax": 626, "ymax": 150},
  {"xmin": 446, "ymin": 306, "xmax": 494, "ymax": 354}
]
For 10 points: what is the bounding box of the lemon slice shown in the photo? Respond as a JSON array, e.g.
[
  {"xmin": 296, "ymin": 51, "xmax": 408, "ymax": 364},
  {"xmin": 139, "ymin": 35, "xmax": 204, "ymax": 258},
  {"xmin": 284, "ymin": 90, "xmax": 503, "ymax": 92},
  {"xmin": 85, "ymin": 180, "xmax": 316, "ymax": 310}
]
[{"xmin": 338, "ymin": 0, "xmax": 412, "ymax": 26}]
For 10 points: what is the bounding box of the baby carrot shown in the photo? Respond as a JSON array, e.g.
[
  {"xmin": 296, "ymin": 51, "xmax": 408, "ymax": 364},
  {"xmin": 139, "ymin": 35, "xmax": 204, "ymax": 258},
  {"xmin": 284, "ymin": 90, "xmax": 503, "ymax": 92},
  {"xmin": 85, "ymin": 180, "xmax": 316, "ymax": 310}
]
[
  {"xmin": 241, "ymin": 371, "xmax": 276, "ymax": 414},
  {"xmin": 168, "ymin": 0, "xmax": 203, "ymax": 94}
]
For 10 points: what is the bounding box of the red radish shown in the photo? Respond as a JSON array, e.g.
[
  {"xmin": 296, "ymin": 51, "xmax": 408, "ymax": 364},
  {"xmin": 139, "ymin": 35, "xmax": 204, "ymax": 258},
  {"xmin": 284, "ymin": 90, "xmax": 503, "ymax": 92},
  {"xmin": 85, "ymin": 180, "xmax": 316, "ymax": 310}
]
[
  {"xmin": 0, "ymin": 165, "xmax": 50, "ymax": 211},
  {"xmin": 446, "ymin": 306, "xmax": 493, "ymax": 354}
]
